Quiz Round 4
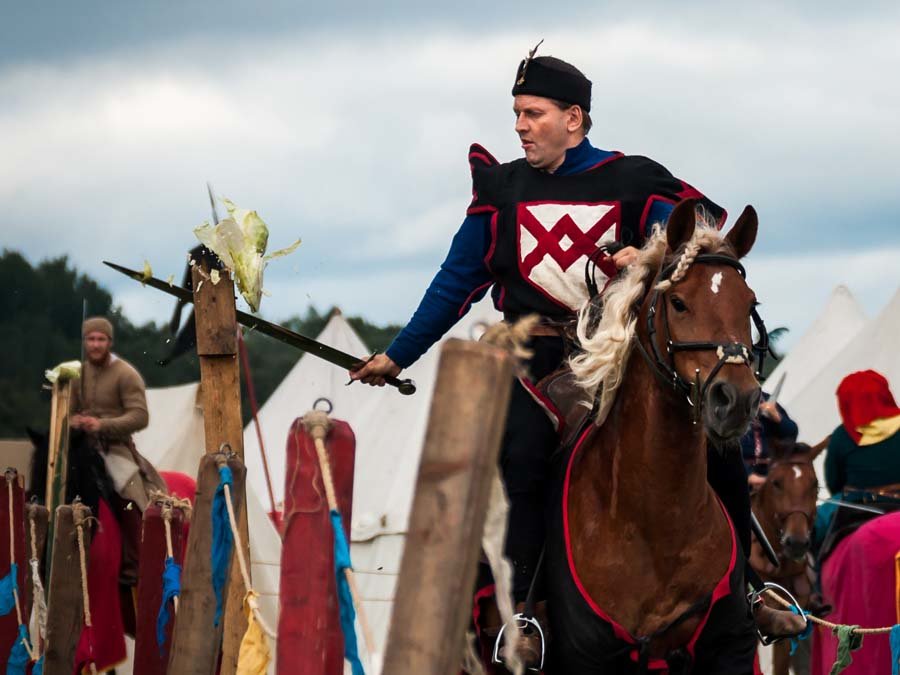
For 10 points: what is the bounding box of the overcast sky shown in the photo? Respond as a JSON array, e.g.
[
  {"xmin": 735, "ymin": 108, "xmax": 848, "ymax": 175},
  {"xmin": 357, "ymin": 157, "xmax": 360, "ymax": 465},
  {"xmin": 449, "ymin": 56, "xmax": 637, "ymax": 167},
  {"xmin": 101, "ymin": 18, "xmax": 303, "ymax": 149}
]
[{"xmin": 2, "ymin": 1, "xmax": 899, "ymax": 351}]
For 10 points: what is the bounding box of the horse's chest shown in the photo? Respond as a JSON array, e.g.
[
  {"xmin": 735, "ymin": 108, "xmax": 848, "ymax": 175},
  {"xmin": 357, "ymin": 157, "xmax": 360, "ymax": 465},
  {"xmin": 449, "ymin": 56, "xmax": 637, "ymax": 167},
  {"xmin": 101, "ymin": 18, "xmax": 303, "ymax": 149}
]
[{"xmin": 570, "ymin": 518, "xmax": 731, "ymax": 640}]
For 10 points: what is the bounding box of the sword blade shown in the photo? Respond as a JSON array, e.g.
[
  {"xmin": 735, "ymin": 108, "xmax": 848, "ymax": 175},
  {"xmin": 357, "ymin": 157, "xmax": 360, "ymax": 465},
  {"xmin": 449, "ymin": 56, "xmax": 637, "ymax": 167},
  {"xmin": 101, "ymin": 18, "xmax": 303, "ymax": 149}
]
[
  {"xmin": 751, "ymin": 510, "xmax": 780, "ymax": 569},
  {"xmin": 104, "ymin": 261, "xmax": 416, "ymax": 394},
  {"xmin": 768, "ymin": 371, "xmax": 787, "ymax": 405},
  {"xmin": 819, "ymin": 499, "xmax": 886, "ymax": 515}
]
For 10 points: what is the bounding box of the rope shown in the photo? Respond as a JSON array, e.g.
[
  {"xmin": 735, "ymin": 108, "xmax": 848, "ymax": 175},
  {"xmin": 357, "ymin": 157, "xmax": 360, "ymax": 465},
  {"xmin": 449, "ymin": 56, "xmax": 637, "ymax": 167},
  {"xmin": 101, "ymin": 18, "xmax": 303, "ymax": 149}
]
[
  {"xmin": 303, "ymin": 412, "xmax": 378, "ymax": 662},
  {"xmin": 5, "ymin": 474, "xmax": 36, "ymax": 663},
  {"xmin": 162, "ymin": 505, "xmax": 179, "ymax": 615},
  {"xmin": 238, "ymin": 329, "xmax": 278, "ymax": 517},
  {"xmin": 29, "ymin": 508, "xmax": 47, "ymax": 645},
  {"xmin": 212, "ymin": 454, "xmax": 276, "ymax": 641},
  {"xmin": 220, "ymin": 479, "xmax": 277, "ymax": 640},
  {"xmin": 763, "ymin": 589, "xmax": 897, "ymax": 635},
  {"xmin": 74, "ymin": 505, "xmax": 99, "ymax": 675}
]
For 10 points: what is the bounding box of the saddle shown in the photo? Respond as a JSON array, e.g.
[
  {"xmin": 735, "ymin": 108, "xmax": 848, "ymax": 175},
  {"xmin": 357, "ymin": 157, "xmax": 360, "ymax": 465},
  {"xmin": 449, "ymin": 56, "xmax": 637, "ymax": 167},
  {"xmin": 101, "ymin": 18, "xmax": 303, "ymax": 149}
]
[{"xmin": 534, "ymin": 367, "xmax": 595, "ymax": 450}]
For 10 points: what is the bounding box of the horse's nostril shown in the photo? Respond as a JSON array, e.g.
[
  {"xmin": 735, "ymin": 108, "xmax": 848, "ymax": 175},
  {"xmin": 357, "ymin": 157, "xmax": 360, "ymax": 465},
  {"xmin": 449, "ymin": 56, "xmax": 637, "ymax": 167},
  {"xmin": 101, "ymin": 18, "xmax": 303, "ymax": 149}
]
[
  {"xmin": 747, "ymin": 388, "xmax": 761, "ymax": 415},
  {"xmin": 707, "ymin": 381, "xmax": 737, "ymax": 420}
]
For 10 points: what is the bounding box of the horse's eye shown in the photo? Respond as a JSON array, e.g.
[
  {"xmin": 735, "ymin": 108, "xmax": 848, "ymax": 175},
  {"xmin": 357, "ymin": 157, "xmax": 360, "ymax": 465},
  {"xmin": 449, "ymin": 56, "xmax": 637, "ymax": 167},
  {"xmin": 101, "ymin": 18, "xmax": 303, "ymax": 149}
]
[
  {"xmin": 670, "ymin": 296, "xmax": 688, "ymax": 313},
  {"xmin": 772, "ymin": 479, "xmax": 783, "ymax": 490}
]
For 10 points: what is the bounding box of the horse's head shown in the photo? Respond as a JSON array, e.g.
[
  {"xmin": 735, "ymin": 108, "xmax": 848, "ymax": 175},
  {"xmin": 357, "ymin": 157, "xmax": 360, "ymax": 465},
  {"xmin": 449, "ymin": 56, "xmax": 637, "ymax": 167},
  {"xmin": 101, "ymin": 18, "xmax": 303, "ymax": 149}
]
[
  {"xmin": 758, "ymin": 441, "xmax": 823, "ymax": 562},
  {"xmin": 642, "ymin": 198, "xmax": 764, "ymax": 443}
]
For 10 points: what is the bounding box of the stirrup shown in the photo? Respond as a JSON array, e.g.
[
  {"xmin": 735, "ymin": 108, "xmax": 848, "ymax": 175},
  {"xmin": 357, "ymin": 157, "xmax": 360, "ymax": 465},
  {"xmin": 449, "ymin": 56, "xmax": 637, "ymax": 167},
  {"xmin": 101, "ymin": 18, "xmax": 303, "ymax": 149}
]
[
  {"xmin": 747, "ymin": 581, "xmax": 809, "ymax": 646},
  {"xmin": 491, "ymin": 613, "xmax": 545, "ymax": 672}
]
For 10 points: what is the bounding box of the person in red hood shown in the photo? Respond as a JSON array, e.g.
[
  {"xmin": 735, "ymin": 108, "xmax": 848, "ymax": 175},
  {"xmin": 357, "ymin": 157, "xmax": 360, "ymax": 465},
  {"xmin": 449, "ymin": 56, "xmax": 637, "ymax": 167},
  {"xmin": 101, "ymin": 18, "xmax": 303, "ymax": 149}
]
[{"xmin": 825, "ymin": 370, "xmax": 900, "ymax": 495}]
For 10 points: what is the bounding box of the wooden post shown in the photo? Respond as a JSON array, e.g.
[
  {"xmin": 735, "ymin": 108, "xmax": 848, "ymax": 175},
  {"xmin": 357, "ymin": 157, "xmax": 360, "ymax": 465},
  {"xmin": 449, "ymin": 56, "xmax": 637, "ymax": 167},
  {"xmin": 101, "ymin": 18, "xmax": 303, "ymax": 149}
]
[
  {"xmin": 382, "ymin": 339, "xmax": 513, "ymax": 675},
  {"xmin": 168, "ymin": 453, "xmax": 247, "ymax": 675},
  {"xmin": 189, "ymin": 265, "xmax": 250, "ymax": 674},
  {"xmin": 43, "ymin": 503, "xmax": 92, "ymax": 675},
  {"xmin": 44, "ymin": 379, "xmax": 73, "ymax": 570}
]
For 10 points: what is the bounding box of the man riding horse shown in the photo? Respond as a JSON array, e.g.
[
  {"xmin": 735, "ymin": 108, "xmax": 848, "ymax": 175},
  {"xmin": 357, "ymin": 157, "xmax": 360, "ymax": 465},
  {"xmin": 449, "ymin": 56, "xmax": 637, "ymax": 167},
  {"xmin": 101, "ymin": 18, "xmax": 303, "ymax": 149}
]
[
  {"xmin": 70, "ymin": 317, "xmax": 167, "ymax": 585},
  {"xmin": 350, "ymin": 46, "xmax": 805, "ymax": 668}
]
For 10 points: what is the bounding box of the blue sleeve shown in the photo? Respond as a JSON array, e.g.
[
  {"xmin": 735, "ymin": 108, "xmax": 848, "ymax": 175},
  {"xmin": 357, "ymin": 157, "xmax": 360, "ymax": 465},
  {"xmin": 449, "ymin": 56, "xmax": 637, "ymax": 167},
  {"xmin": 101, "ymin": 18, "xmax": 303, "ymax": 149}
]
[
  {"xmin": 762, "ymin": 403, "xmax": 799, "ymax": 442},
  {"xmin": 385, "ymin": 213, "xmax": 493, "ymax": 369},
  {"xmin": 646, "ymin": 199, "xmax": 675, "ymax": 229}
]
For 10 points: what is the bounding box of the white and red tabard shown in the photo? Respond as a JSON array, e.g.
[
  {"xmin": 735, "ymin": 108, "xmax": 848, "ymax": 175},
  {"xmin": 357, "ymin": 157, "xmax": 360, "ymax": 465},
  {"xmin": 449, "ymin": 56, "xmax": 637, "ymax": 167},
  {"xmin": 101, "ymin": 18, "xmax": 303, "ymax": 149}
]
[{"xmin": 517, "ymin": 201, "xmax": 620, "ymax": 311}]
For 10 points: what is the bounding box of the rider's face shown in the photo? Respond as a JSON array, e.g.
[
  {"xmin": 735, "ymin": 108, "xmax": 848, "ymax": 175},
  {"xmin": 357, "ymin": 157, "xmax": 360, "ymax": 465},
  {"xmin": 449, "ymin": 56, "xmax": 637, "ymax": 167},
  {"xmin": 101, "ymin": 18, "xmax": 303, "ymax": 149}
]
[
  {"xmin": 84, "ymin": 332, "xmax": 112, "ymax": 365},
  {"xmin": 514, "ymin": 95, "xmax": 581, "ymax": 172}
]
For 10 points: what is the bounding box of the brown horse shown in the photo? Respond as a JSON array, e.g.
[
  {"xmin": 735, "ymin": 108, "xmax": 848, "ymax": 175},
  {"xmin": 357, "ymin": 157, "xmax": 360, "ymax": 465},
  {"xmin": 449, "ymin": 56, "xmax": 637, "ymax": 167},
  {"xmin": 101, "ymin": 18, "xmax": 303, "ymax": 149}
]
[
  {"xmin": 545, "ymin": 199, "xmax": 764, "ymax": 673},
  {"xmin": 750, "ymin": 439, "xmax": 827, "ymax": 675}
]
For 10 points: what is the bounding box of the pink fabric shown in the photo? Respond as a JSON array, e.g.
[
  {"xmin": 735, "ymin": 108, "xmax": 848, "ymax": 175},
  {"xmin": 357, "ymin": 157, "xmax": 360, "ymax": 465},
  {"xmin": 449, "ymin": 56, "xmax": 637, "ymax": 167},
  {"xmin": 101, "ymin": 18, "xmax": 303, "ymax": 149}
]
[{"xmin": 810, "ymin": 511, "xmax": 900, "ymax": 675}]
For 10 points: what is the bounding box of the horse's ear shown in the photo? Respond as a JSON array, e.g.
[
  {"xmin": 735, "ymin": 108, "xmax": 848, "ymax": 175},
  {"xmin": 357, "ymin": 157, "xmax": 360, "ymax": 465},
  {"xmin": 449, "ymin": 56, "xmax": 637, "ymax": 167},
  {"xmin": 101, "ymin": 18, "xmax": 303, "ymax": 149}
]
[
  {"xmin": 808, "ymin": 435, "xmax": 830, "ymax": 461},
  {"xmin": 769, "ymin": 438, "xmax": 794, "ymax": 462},
  {"xmin": 725, "ymin": 205, "xmax": 758, "ymax": 259},
  {"xmin": 666, "ymin": 198, "xmax": 698, "ymax": 252}
]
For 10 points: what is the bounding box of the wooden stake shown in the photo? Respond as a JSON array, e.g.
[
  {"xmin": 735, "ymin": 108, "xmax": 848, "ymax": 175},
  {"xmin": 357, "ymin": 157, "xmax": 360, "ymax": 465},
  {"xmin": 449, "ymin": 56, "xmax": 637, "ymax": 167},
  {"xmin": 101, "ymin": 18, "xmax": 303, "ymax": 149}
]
[
  {"xmin": 44, "ymin": 380, "xmax": 72, "ymax": 571},
  {"xmin": 43, "ymin": 503, "xmax": 92, "ymax": 675},
  {"xmin": 168, "ymin": 454, "xmax": 247, "ymax": 675},
  {"xmin": 382, "ymin": 339, "xmax": 513, "ymax": 675},
  {"xmin": 175, "ymin": 263, "xmax": 249, "ymax": 674}
]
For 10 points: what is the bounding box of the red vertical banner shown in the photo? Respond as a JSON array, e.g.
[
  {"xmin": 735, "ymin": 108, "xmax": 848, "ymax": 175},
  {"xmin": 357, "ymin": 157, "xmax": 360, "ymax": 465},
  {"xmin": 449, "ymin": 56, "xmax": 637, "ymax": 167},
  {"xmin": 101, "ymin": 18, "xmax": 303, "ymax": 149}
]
[
  {"xmin": 277, "ymin": 416, "xmax": 355, "ymax": 675},
  {"xmin": 134, "ymin": 504, "xmax": 188, "ymax": 675},
  {"xmin": 0, "ymin": 474, "xmax": 27, "ymax": 661}
]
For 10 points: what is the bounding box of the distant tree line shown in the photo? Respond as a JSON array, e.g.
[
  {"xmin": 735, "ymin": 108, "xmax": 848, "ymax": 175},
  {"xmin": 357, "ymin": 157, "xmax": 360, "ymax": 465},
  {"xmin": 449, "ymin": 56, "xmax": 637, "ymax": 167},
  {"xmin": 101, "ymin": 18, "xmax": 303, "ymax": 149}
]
[{"xmin": 0, "ymin": 249, "xmax": 403, "ymax": 438}]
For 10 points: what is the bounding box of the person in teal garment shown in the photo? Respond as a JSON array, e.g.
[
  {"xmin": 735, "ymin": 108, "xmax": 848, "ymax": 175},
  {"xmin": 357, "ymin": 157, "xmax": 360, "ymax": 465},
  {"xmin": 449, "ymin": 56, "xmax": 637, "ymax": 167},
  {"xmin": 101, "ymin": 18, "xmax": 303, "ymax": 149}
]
[
  {"xmin": 825, "ymin": 369, "xmax": 900, "ymax": 494},
  {"xmin": 815, "ymin": 370, "xmax": 900, "ymax": 553}
]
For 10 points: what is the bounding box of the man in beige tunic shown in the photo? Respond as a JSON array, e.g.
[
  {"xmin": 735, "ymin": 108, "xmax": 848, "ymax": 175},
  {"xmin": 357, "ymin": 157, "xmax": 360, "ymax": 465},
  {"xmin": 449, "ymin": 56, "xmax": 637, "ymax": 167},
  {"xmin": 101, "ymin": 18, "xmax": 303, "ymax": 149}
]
[{"xmin": 70, "ymin": 316, "xmax": 166, "ymax": 582}]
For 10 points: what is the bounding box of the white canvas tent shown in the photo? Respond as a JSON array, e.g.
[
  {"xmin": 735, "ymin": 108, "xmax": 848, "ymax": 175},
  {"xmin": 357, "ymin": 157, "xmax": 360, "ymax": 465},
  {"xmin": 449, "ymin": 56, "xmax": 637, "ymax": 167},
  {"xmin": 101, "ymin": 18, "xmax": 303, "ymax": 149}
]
[
  {"xmin": 766, "ymin": 285, "xmax": 868, "ymax": 407},
  {"xmin": 784, "ymin": 287, "xmax": 900, "ymax": 451},
  {"xmin": 242, "ymin": 301, "xmax": 502, "ymax": 664}
]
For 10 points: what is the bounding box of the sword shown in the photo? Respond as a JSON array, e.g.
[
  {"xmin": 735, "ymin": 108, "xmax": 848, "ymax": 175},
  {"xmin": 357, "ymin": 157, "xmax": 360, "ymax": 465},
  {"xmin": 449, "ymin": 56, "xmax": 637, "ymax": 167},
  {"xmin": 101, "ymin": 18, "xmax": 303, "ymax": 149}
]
[
  {"xmin": 104, "ymin": 261, "xmax": 417, "ymax": 395},
  {"xmin": 767, "ymin": 371, "xmax": 787, "ymax": 406},
  {"xmin": 751, "ymin": 510, "xmax": 780, "ymax": 568}
]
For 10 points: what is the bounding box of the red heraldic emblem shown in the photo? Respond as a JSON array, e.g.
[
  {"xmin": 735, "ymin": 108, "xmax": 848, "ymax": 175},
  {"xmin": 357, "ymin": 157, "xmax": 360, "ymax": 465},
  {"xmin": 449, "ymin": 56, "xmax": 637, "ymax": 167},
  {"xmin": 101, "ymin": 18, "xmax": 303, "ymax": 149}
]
[{"xmin": 517, "ymin": 201, "xmax": 621, "ymax": 311}]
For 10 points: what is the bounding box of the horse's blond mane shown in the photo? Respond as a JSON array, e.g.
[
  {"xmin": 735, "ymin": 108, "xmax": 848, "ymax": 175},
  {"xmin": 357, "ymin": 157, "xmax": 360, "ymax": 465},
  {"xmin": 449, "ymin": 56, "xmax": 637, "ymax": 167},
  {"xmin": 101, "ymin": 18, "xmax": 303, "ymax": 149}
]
[{"xmin": 569, "ymin": 214, "xmax": 734, "ymax": 426}]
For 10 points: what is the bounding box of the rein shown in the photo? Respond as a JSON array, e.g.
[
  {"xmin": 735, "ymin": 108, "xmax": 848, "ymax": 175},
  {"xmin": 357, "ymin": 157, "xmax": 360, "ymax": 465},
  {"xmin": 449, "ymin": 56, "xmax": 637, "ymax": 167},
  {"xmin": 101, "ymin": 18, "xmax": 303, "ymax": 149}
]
[{"xmin": 633, "ymin": 253, "xmax": 767, "ymax": 422}]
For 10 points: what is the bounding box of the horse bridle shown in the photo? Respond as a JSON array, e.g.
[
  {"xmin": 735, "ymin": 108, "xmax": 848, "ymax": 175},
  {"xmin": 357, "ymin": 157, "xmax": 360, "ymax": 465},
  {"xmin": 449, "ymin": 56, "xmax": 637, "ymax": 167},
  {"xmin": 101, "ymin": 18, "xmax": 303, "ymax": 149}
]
[{"xmin": 633, "ymin": 253, "xmax": 769, "ymax": 422}]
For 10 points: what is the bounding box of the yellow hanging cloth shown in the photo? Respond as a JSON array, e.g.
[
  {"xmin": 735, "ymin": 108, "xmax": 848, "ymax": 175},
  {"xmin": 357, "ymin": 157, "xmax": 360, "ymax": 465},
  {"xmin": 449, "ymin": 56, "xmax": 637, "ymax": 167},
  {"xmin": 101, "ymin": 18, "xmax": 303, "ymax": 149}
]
[
  {"xmin": 236, "ymin": 592, "xmax": 271, "ymax": 675},
  {"xmin": 858, "ymin": 414, "xmax": 900, "ymax": 446}
]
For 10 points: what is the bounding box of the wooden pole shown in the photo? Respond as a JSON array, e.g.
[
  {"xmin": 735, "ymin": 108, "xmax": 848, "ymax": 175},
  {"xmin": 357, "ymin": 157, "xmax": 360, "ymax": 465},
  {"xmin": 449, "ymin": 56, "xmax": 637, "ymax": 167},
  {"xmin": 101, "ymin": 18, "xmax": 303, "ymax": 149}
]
[
  {"xmin": 167, "ymin": 451, "xmax": 248, "ymax": 674},
  {"xmin": 187, "ymin": 265, "xmax": 251, "ymax": 674},
  {"xmin": 44, "ymin": 379, "xmax": 73, "ymax": 571},
  {"xmin": 382, "ymin": 339, "xmax": 513, "ymax": 675},
  {"xmin": 43, "ymin": 503, "xmax": 92, "ymax": 675}
]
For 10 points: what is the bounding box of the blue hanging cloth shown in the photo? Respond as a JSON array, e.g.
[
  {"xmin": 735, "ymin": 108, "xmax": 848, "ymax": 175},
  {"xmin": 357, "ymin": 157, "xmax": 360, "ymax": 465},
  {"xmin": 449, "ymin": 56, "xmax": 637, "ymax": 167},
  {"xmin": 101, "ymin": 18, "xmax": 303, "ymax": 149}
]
[
  {"xmin": 31, "ymin": 656, "xmax": 43, "ymax": 675},
  {"xmin": 6, "ymin": 624, "xmax": 31, "ymax": 675},
  {"xmin": 0, "ymin": 564, "xmax": 18, "ymax": 616},
  {"xmin": 330, "ymin": 510, "xmax": 364, "ymax": 675},
  {"xmin": 789, "ymin": 604, "xmax": 814, "ymax": 656},
  {"xmin": 156, "ymin": 556, "xmax": 183, "ymax": 651},
  {"xmin": 890, "ymin": 624, "xmax": 900, "ymax": 675},
  {"xmin": 211, "ymin": 465, "xmax": 234, "ymax": 627}
]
